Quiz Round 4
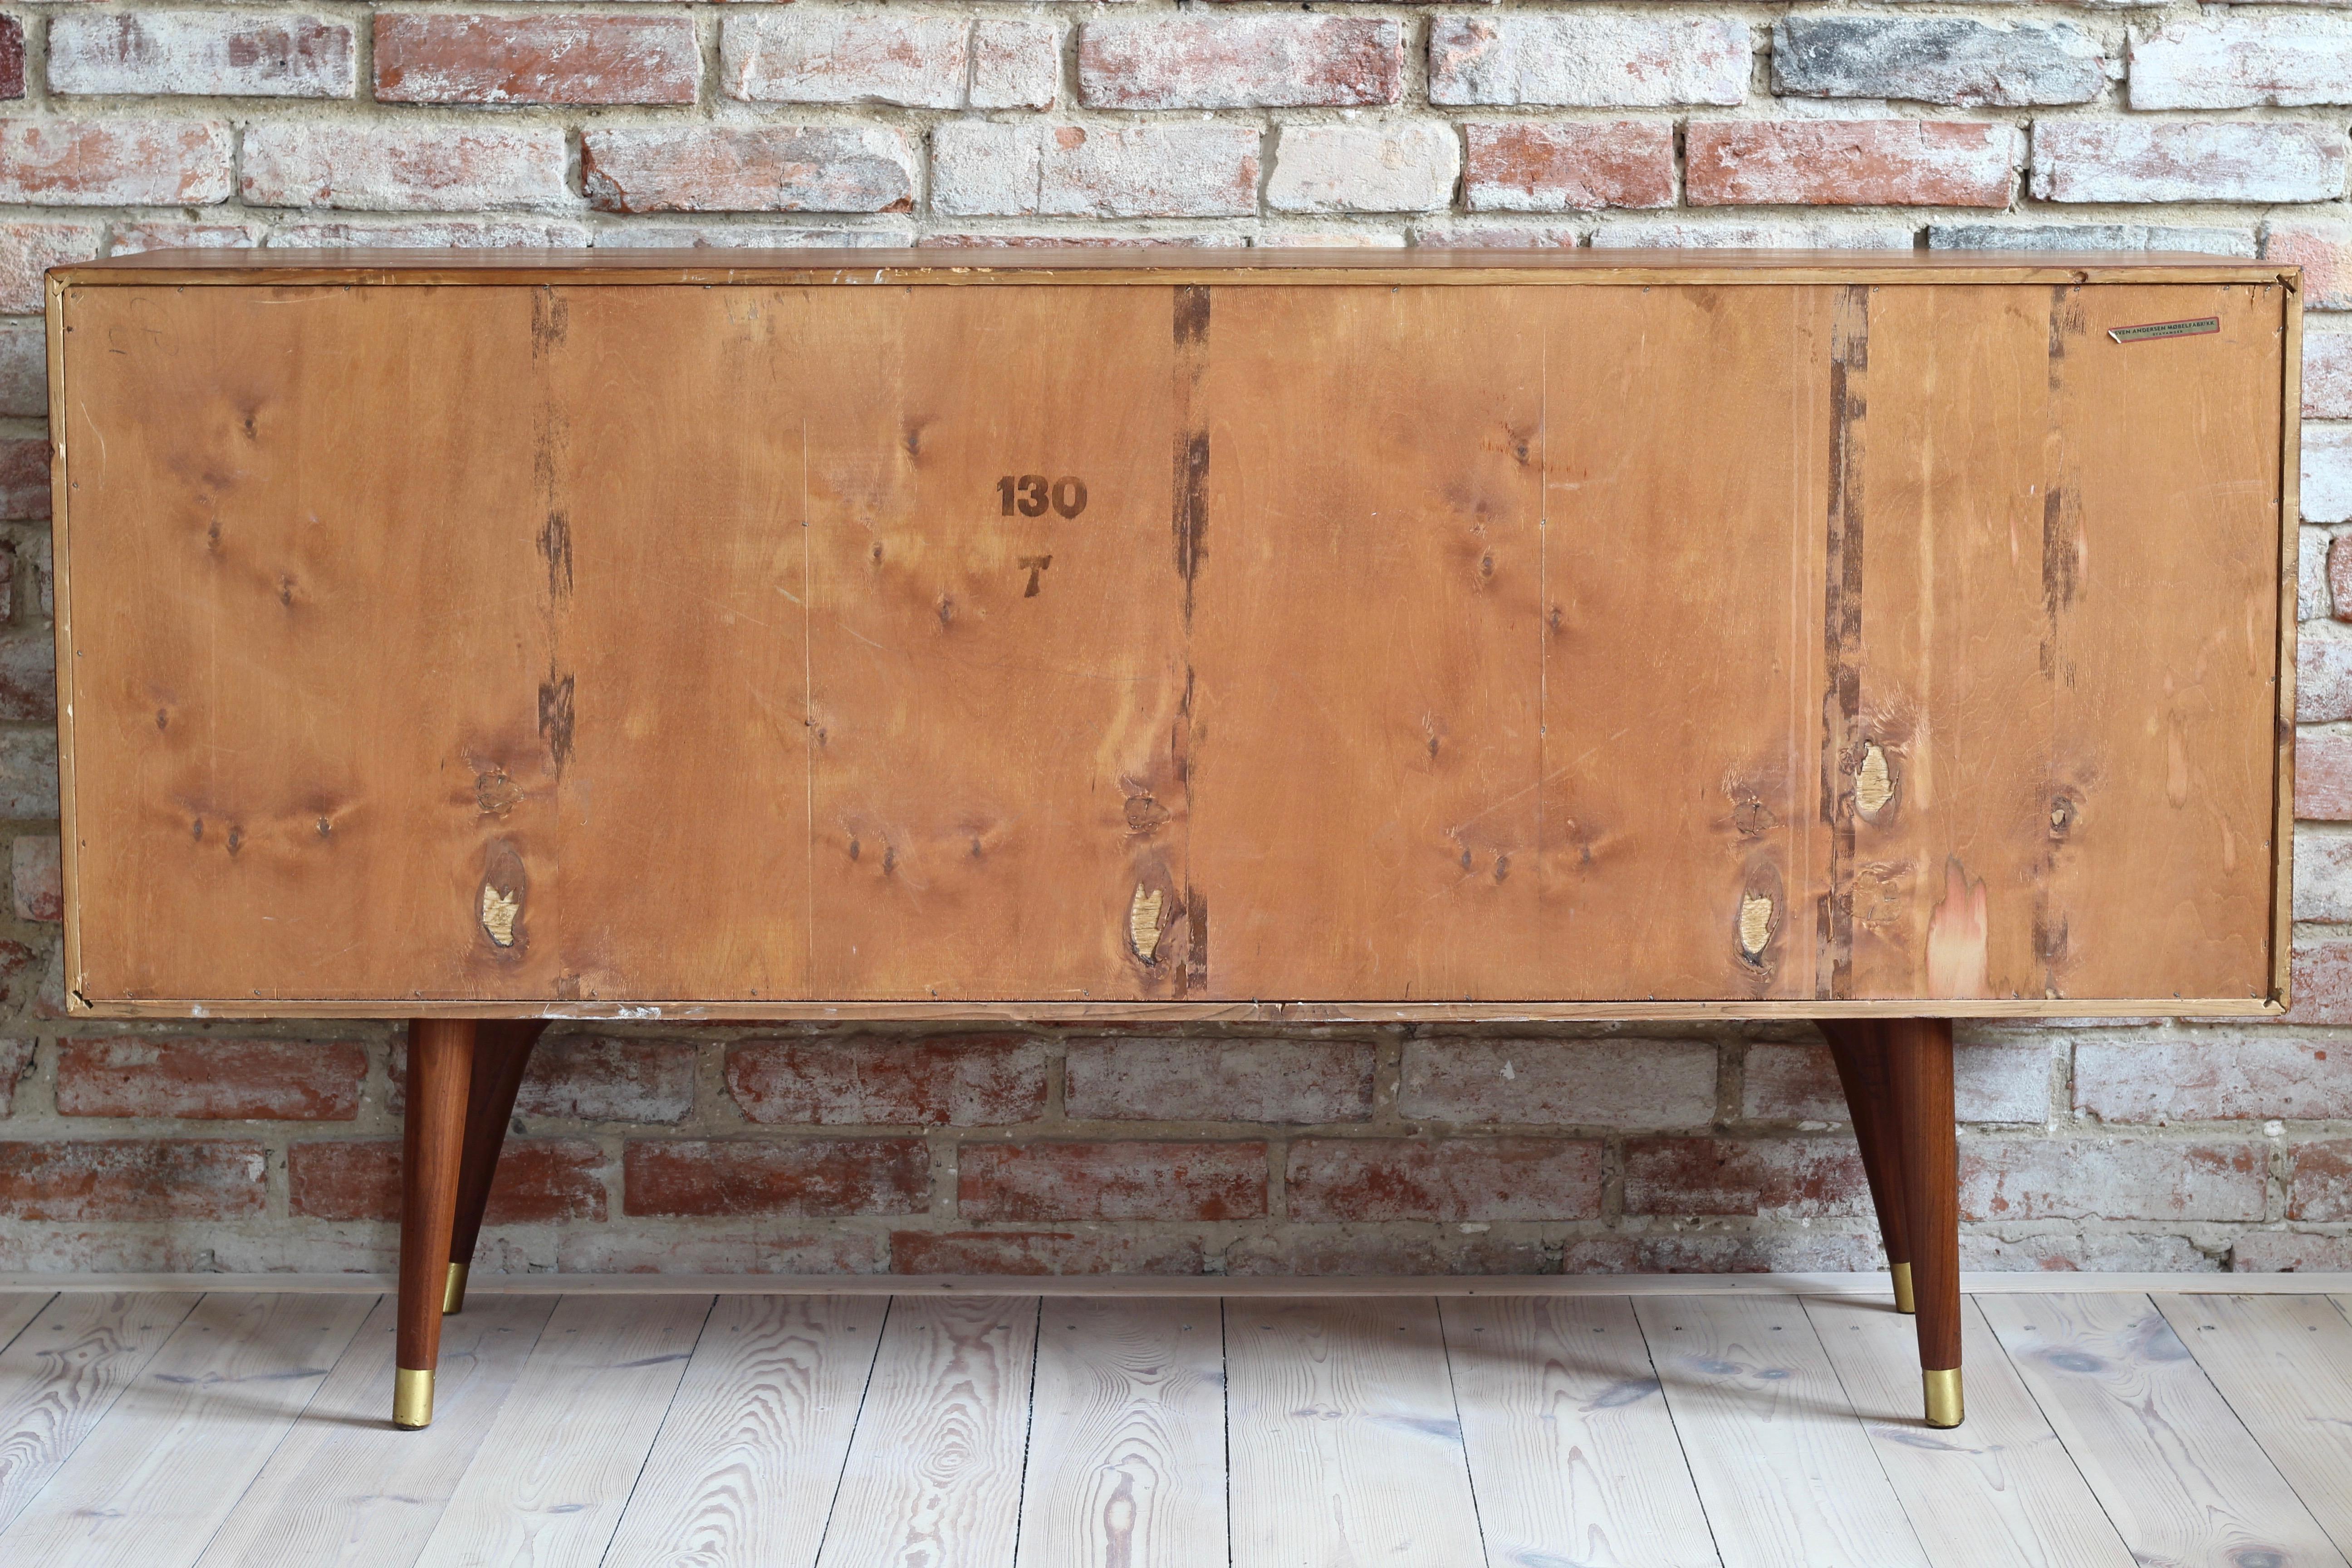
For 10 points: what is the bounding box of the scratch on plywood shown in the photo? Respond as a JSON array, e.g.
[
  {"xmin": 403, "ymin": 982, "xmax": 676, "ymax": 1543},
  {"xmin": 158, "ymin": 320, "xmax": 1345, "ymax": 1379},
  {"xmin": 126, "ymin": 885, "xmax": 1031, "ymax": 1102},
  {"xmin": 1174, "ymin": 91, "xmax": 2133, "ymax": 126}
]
[
  {"xmin": 480, "ymin": 884, "xmax": 520, "ymax": 947},
  {"xmin": 1738, "ymin": 893, "xmax": 1774, "ymax": 961},
  {"xmin": 1926, "ymin": 857, "xmax": 1990, "ymax": 999},
  {"xmin": 1129, "ymin": 885, "xmax": 1165, "ymax": 965}
]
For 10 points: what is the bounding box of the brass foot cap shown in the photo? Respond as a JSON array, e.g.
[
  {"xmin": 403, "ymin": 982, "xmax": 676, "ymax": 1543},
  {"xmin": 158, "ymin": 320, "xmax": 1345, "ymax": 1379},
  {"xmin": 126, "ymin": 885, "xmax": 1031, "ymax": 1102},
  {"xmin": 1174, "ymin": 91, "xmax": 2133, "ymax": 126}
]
[
  {"xmin": 394, "ymin": 1367, "xmax": 435, "ymax": 1430},
  {"xmin": 1890, "ymin": 1260, "xmax": 1916, "ymax": 1316},
  {"xmin": 1923, "ymin": 1367, "xmax": 1964, "ymax": 1429},
  {"xmin": 443, "ymin": 1261, "xmax": 469, "ymax": 1316}
]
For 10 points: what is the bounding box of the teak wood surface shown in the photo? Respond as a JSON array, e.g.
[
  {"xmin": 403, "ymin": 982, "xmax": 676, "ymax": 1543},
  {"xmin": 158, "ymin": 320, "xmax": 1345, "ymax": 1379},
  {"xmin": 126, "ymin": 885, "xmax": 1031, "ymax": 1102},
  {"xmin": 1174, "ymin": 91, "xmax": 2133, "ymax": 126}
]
[{"xmin": 45, "ymin": 250, "xmax": 2298, "ymax": 1020}]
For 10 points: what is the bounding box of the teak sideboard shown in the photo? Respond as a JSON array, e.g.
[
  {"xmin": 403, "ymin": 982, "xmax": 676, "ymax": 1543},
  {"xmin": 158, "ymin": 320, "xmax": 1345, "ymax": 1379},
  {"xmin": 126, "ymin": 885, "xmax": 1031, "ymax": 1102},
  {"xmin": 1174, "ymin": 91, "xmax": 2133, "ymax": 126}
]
[{"xmin": 44, "ymin": 248, "xmax": 2299, "ymax": 1434}]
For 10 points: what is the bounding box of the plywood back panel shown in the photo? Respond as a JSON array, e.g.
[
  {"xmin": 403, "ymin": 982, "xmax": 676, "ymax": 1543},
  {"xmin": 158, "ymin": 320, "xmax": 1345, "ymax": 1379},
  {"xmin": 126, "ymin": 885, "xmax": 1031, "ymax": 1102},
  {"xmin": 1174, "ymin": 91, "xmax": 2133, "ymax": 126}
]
[{"xmin": 50, "ymin": 268, "xmax": 2291, "ymax": 1018}]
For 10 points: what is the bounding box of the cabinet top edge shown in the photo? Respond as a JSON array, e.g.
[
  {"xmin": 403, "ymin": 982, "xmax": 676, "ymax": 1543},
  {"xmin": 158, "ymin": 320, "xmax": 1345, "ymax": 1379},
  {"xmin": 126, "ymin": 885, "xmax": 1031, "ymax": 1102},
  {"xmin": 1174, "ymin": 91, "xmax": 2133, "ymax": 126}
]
[{"xmin": 51, "ymin": 246, "xmax": 2294, "ymax": 289}]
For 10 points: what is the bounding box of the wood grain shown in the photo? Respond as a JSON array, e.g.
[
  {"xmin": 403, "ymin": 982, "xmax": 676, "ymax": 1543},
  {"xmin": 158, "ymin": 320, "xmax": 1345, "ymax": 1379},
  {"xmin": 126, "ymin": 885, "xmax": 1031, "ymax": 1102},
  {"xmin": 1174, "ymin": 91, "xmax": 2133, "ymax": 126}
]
[
  {"xmin": 52, "ymin": 266, "xmax": 2291, "ymax": 1018},
  {"xmin": 814, "ymin": 1295, "xmax": 1039, "ymax": 1568},
  {"xmin": 2154, "ymin": 1292, "xmax": 2352, "ymax": 1558},
  {"xmin": 1017, "ymin": 1297, "xmax": 1227, "ymax": 1568},
  {"xmin": 600, "ymin": 1294, "xmax": 882, "ymax": 1568},
  {"xmin": 1805, "ymin": 1294, "xmax": 2133, "ymax": 1568},
  {"xmin": 1443, "ymin": 1294, "xmax": 1716, "ymax": 1568},
  {"xmin": 1632, "ymin": 1292, "xmax": 1931, "ymax": 1568},
  {"xmin": 194, "ymin": 1292, "xmax": 554, "ymax": 1568},
  {"xmin": 1225, "ymin": 1297, "xmax": 1486, "ymax": 1568},
  {"xmin": 412, "ymin": 1293, "xmax": 710, "ymax": 1568},
  {"xmin": 0, "ymin": 1293, "xmax": 195, "ymax": 1534},
  {"xmin": 1978, "ymin": 1293, "xmax": 2348, "ymax": 1568},
  {"xmin": 0, "ymin": 1292, "xmax": 373, "ymax": 1568},
  {"xmin": 0, "ymin": 1292, "xmax": 49, "ymax": 1355}
]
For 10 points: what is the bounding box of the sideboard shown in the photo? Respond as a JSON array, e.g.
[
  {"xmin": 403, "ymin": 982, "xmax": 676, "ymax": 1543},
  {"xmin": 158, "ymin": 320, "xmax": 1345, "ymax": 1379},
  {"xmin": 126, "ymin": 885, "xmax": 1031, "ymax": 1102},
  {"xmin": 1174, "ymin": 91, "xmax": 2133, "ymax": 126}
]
[{"xmin": 43, "ymin": 248, "xmax": 2298, "ymax": 1433}]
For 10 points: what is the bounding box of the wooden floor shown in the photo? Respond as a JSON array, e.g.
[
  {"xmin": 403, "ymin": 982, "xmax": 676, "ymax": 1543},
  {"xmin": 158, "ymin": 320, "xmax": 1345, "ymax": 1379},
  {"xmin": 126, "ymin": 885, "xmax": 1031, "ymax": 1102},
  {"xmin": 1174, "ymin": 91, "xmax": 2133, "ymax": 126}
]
[{"xmin": 0, "ymin": 1286, "xmax": 2346, "ymax": 1567}]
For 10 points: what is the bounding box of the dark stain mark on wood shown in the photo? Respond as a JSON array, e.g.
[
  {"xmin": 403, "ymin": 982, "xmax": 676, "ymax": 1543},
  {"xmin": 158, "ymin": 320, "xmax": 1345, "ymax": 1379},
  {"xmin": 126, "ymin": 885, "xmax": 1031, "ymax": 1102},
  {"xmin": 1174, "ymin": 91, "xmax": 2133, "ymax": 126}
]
[
  {"xmin": 1817, "ymin": 284, "xmax": 1869, "ymax": 1001},
  {"xmin": 538, "ymin": 672, "xmax": 575, "ymax": 774},
  {"xmin": 529, "ymin": 287, "xmax": 568, "ymax": 359},
  {"xmin": 539, "ymin": 511, "xmax": 573, "ymax": 602},
  {"xmin": 225, "ymin": 825, "xmax": 243, "ymax": 857},
  {"xmin": 1125, "ymin": 793, "xmax": 1170, "ymax": 835},
  {"xmin": 1185, "ymin": 886, "xmax": 1209, "ymax": 995},
  {"xmin": 1173, "ymin": 285, "xmax": 1210, "ymax": 623},
  {"xmin": 1018, "ymin": 554, "xmax": 1052, "ymax": 597},
  {"xmin": 475, "ymin": 765, "xmax": 524, "ymax": 818}
]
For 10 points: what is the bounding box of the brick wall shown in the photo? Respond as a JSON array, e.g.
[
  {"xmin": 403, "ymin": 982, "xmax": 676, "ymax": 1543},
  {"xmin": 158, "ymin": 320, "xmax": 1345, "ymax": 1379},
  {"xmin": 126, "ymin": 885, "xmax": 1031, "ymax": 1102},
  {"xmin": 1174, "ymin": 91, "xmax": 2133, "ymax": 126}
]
[{"xmin": 1, "ymin": 0, "xmax": 2351, "ymax": 1278}]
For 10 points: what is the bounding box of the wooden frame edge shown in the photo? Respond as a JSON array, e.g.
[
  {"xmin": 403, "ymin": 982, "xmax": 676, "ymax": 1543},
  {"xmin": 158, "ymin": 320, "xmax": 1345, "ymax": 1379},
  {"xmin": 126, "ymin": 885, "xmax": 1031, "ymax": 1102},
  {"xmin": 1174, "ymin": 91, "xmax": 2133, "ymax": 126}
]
[
  {"xmin": 44, "ymin": 273, "xmax": 81, "ymax": 1019},
  {"xmin": 2276, "ymin": 271, "xmax": 2304, "ymax": 1012}
]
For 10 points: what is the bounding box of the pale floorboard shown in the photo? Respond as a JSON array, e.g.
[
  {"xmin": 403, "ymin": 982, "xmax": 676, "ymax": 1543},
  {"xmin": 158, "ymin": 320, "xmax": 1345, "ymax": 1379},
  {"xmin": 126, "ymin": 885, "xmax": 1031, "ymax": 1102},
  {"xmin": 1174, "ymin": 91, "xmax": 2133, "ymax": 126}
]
[
  {"xmin": 2153, "ymin": 1293, "xmax": 2352, "ymax": 1561},
  {"xmin": 0, "ymin": 1293, "xmax": 49, "ymax": 1354},
  {"xmin": 1634, "ymin": 1293, "xmax": 1931, "ymax": 1568},
  {"xmin": 1805, "ymin": 1295, "xmax": 2134, "ymax": 1568},
  {"xmin": 0, "ymin": 1292, "xmax": 372, "ymax": 1568},
  {"xmin": 813, "ymin": 1296, "xmax": 1040, "ymax": 1568},
  {"xmin": 1225, "ymin": 1297, "xmax": 1486, "ymax": 1568},
  {"xmin": 601, "ymin": 1294, "xmax": 884, "ymax": 1568},
  {"xmin": 0, "ymin": 1292, "xmax": 196, "ymax": 1534},
  {"xmin": 1978, "ymin": 1293, "xmax": 2350, "ymax": 1568},
  {"xmin": 412, "ymin": 1293, "xmax": 712, "ymax": 1568},
  {"xmin": 1017, "ymin": 1296, "xmax": 1228, "ymax": 1568},
  {"xmin": 1445, "ymin": 1294, "xmax": 1718, "ymax": 1568},
  {"xmin": 195, "ymin": 1293, "xmax": 556, "ymax": 1568}
]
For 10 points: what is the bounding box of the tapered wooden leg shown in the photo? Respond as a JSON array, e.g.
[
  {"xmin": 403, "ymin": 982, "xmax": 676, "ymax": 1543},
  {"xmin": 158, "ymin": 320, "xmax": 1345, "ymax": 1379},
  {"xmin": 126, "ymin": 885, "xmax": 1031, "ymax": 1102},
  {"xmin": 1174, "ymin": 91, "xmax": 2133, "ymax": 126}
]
[
  {"xmin": 443, "ymin": 1021, "xmax": 549, "ymax": 1315},
  {"xmin": 1819, "ymin": 1020, "xmax": 1915, "ymax": 1313},
  {"xmin": 396, "ymin": 1018, "xmax": 475, "ymax": 1430},
  {"xmin": 1886, "ymin": 1016, "xmax": 1963, "ymax": 1428}
]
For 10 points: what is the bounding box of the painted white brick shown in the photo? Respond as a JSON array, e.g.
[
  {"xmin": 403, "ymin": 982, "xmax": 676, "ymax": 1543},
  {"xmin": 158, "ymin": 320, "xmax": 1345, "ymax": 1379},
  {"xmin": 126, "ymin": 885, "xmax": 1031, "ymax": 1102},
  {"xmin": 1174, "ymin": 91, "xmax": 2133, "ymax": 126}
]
[
  {"xmin": 1268, "ymin": 123, "xmax": 1460, "ymax": 215},
  {"xmin": 2132, "ymin": 16, "xmax": 2352, "ymax": 110},
  {"xmin": 724, "ymin": 12, "xmax": 1057, "ymax": 111},
  {"xmin": 2032, "ymin": 121, "xmax": 2347, "ymax": 204},
  {"xmin": 2308, "ymin": 422, "xmax": 2352, "ymax": 525},
  {"xmin": 1429, "ymin": 15, "xmax": 1749, "ymax": 108},
  {"xmin": 49, "ymin": 11, "xmax": 354, "ymax": 98},
  {"xmin": 932, "ymin": 122, "xmax": 1261, "ymax": 219},
  {"xmin": 2306, "ymin": 528, "xmax": 2336, "ymax": 622}
]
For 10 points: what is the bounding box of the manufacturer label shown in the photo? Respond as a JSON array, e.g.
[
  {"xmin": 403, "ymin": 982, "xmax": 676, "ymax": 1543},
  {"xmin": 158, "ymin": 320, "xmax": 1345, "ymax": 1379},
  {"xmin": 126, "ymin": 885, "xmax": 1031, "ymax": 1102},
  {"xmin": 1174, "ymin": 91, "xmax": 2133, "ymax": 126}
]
[{"xmin": 2108, "ymin": 317, "xmax": 2220, "ymax": 344}]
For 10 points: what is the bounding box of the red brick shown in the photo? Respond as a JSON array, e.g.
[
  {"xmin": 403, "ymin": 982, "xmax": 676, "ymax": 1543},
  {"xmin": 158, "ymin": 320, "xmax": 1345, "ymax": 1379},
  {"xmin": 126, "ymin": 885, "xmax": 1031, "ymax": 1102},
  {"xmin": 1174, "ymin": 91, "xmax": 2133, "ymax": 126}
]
[
  {"xmin": 2289, "ymin": 1140, "xmax": 2352, "ymax": 1220},
  {"xmin": 584, "ymin": 127, "xmax": 916, "ymax": 215},
  {"xmin": 1226, "ymin": 1230, "xmax": 1552, "ymax": 1276},
  {"xmin": 1624, "ymin": 1137, "xmax": 1870, "ymax": 1218},
  {"xmin": 1689, "ymin": 120, "xmax": 2019, "ymax": 208},
  {"xmin": 512, "ymin": 1035, "xmax": 695, "ymax": 1123},
  {"xmin": 959, "ymin": 1141, "xmax": 1265, "ymax": 1222},
  {"xmin": 1079, "ymin": 17, "xmax": 1401, "ymax": 110},
  {"xmin": 890, "ymin": 1229, "xmax": 1207, "ymax": 1275},
  {"xmin": 0, "ymin": 1038, "xmax": 32, "ymax": 1116},
  {"xmin": 376, "ymin": 14, "xmax": 700, "ymax": 106},
  {"xmin": 2288, "ymin": 935, "xmax": 2352, "ymax": 1024},
  {"xmin": 0, "ymin": 16, "xmax": 21, "ymax": 100},
  {"xmin": 2232, "ymin": 1230, "xmax": 2352, "ymax": 1271},
  {"xmin": 1066, "ymin": 1038, "xmax": 1373, "ymax": 1124},
  {"xmin": 727, "ymin": 1034, "xmax": 1047, "ymax": 1126},
  {"xmin": 0, "ymin": 1139, "xmax": 265, "ymax": 1220},
  {"xmin": 556, "ymin": 1229, "xmax": 885, "ymax": 1275},
  {"xmin": 241, "ymin": 123, "xmax": 567, "ymax": 211},
  {"xmin": 0, "ymin": 440, "xmax": 49, "ymax": 523},
  {"xmin": 0, "ymin": 221, "xmax": 101, "ymax": 314},
  {"xmin": 625, "ymin": 1137, "xmax": 928, "ymax": 1217},
  {"xmin": 49, "ymin": 12, "xmax": 353, "ymax": 98},
  {"xmin": 289, "ymin": 1138, "xmax": 607, "ymax": 1223},
  {"xmin": 2298, "ymin": 729, "xmax": 2352, "ymax": 819},
  {"xmin": 1401, "ymin": 1039, "xmax": 1715, "ymax": 1127},
  {"xmin": 59, "ymin": 1037, "xmax": 365, "ymax": 1120},
  {"xmin": 1461, "ymin": 121, "xmax": 1676, "ymax": 213},
  {"xmin": 2266, "ymin": 219, "xmax": 2352, "ymax": 311},
  {"xmin": 1961, "ymin": 1139, "xmax": 2265, "ymax": 1222},
  {"xmin": 1285, "ymin": 1137, "xmax": 1603, "ymax": 1222},
  {"xmin": 0, "ymin": 118, "xmax": 233, "ymax": 206}
]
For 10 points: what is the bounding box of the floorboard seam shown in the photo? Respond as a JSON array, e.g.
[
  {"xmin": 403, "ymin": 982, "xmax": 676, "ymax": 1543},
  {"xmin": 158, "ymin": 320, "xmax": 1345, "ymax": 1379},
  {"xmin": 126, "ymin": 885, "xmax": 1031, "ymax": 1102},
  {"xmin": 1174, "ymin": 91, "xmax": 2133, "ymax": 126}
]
[
  {"xmin": 0, "ymin": 1294, "xmax": 57, "ymax": 1360},
  {"xmin": 1433, "ymin": 1298, "xmax": 1496, "ymax": 1568},
  {"xmin": 1006, "ymin": 1298, "xmax": 1044, "ymax": 1568},
  {"xmin": 808, "ymin": 1293, "xmax": 893, "ymax": 1568},
  {"xmin": 1626, "ymin": 1297, "xmax": 1730, "ymax": 1568},
  {"xmin": 593, "ymin": 1293, "xmax": 720, "ymax": 1568},
  {"xmin": 1796, "ymin": 1294, "xmax": 1944, "ymax": 1568}
]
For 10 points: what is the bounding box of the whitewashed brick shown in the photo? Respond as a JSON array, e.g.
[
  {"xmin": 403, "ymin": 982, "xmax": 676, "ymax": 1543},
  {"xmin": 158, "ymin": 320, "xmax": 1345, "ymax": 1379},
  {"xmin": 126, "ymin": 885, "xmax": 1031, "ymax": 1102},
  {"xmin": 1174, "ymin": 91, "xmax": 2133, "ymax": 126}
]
[
  {"xmin": 2032, "ymin": 121, "xmax": 2347, "ymax": 204},
  {"xmin": 268, "ymin": 219, "xmax": 592, "ymax": 249},
  {"xmin": 2133, "ymin": 16, "xmax": 2352, "ymax": 110},
  {"xmin": 242, "ymin": 124, "xmax": 568, "ymax": 211},
  {"xmin": 2300, "ymin": 622, "xmax": 2352, "ymax": 721},
  {"xmin": 2306, "ymin": 528, "xmax": 2336, "ymax": 622},
  {"xmin": 1962, "ymin": 1139, "xmax": 2265, "ymax": 1223},
  {"xmin": 724, "ymin": 12, "xmax": 1056, "ymax": 111},
  {"xmin": 593, "ymin": 224, "xmax": 915, "ymax": 249},
  {"xmin": 2296, "ymin": 824, "xmax": 2352, "ymax": 921},
  {"xmin": 1774, "ymin": 15, "xmax": 2102, "ymax": 107},
  {"xmin": 0, "ymin": 324, "xmax": 42, "ymax": 419},
  {"xmin": 2309, "ymin": 332, "xmax": 2352, "ymax": 419},
  {"xmin": 1928, "ymin": 222, "xmax": 2254, "ymax": 256},
  {"xmin": 582, "ymin": 127, "xmax": 915, "ymax": 214},
  {"xmin": 49, "ymin": 11, "xmax": 354, "ymax": 98},
  {"xmin": 1411, "ymin": 222, "xmax": 1583, "ymax": 248},
  {"xmin": 2265, "ymin": 218, "xmax": 2352, "ymax": 310},
  {"xmin": 933, "ymin": 123, "xmax": 1260, "ymax": 219},
  {"xmin": 1080, "ymin": 17, "xmax": 1400, "ymax": 110},
  {"xmin": 1401, "ymin": 1039, "xmax": 1717, "ymax": 1129},
  {"xmin": 2307, "ymin": 422, "xmax": 2352, "ymax": 526},
  {"xmin": 1268, "ymin": 123, "xmax": 1459, "ymax": 215},
  {"xmin": 1428, "ymin": 15, "xmax": 1749, "ymax": 108},
  {"xmin": 1742, "ymin": 1040, "xmax": 2052, "ymax": 1124},
  {"xmin": 1593, "ymin": 218, "xmax": 1916, "ymax": 250},
  {"xmin": 2078, "ymin": 1034, "xmax": 2352, "ymax": 1122}
]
